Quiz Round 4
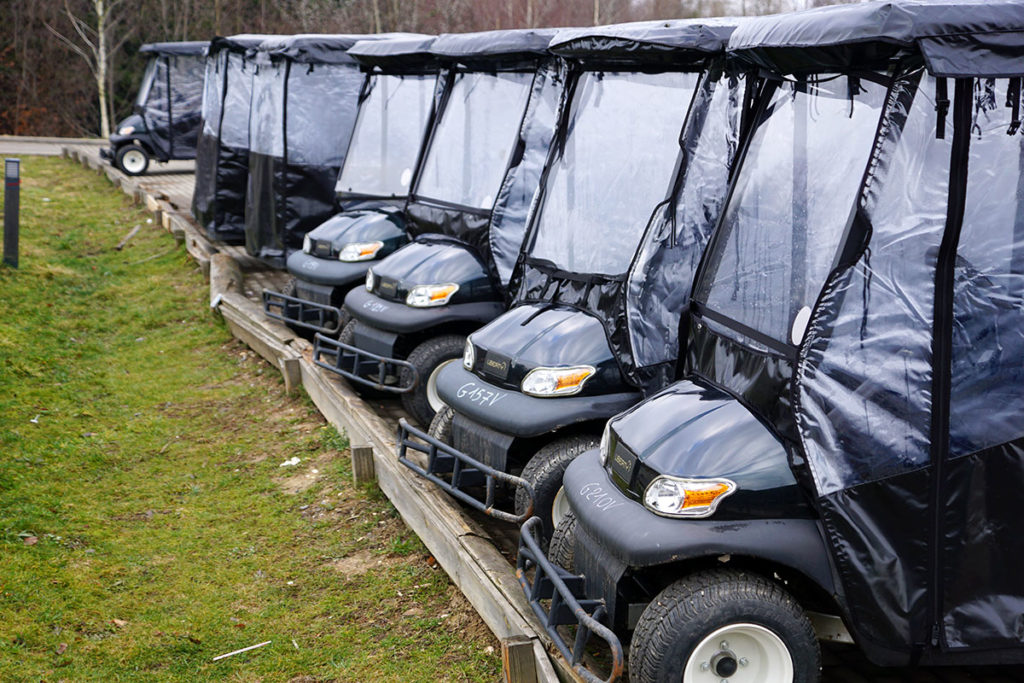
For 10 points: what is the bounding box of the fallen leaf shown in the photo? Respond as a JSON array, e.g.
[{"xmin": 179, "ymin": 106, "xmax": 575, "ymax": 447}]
[
  {"xmin": 187, "ymin": 635, "xmax": 202, "ymax": 645},
  {"xmin": 233, "ymin": 622, "xmax": 246, "ymax": 629},
  {"xmin": 23, "ymin": 536, "xmax": 37, "ymax": 546},
  {"xmin": 112, "ymin": 619, "xmax": 127, "ymax": 628},
  {"xmin": 403, "ymin": 608, "xmax": 424, "ymax": 618},
  {"xmin": 56, "ymin": 642, "xmax": 67, "ymax": 655}
]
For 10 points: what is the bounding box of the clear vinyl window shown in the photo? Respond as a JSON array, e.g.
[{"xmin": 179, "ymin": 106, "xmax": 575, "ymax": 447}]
[
  {"xmin": 949, "ymin": 78, "xmax": 1024, "ymax": 457},
  {"xmin": 529, "ymin": 70, "xmax": 698, "ymax": 276},
  {"xmin": 697, "ymin": 75, "xmax": 889, "ymax": 348},
  {"xmin": 201, "ymin": 51, "xmax": 226, "ymax": 136},
  {"xmin": 285, "ymin": 63, "xmax": 363, "ymax": 167},
  {"xmin": 414, "ymin": 70, "xmax": 534, "ymax": 209},
  {"xmin": 248, "ymin": 59, "xmax": 285, "ymax": 156},
  {"xmin": 221, "ymin": 52, "xmax": 254, "ymax": 149},
  {"xmin": 337, "ymin": 73, "xmax": 435, "ymax": 198}
]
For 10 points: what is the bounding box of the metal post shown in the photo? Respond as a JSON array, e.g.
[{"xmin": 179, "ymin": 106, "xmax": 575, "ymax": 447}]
[{"xmin": 3, "ymin": 158, "xmax": 19, "ymax": 268}]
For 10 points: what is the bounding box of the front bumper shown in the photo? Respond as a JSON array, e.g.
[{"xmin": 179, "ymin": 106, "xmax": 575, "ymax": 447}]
[
  {"xmin": 435, "ymin": 363, "xmax": 641, "ymax": 439},
  {"xmin": 345, "ymin": 287, "xmax": 504, "ymax": 335},
  {"xmin": 262, "ymin": 288, "xmax": 344, "ymax": 335},
  {"xmin": 313, "ymin": 324, "xmax": 417, "ymax": 394},
  {"xmin": 516, "ymin": 516, "xmax": 625, "ymax": 683},
  {"xmin": 396, "ymin": 419, "xmax": 534, "ymax": 524},
  {"xmin": 286, "ymin": 249, "xmax": 371, "ymax": 287}
]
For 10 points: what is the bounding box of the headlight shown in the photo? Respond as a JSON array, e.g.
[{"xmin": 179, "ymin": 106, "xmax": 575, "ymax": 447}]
[
  {"xmin": 521, "ymin": 365, "xmax": 595, "ymax": 397},
  {"xmin": 643, "ymin": 476, "xmax": 736, "ymax": 518},
  {"xmin": 599, "ymin": 421, "xmax": 612, "ymax": 466},
  {"xmin": 338, "ymin": 240, "xmax": 384, "ymax": 262},
  {"xmin": 406, "ymin": 283, "xmax": 458, "ymax": 308},
  {"xmin": 118, "ymin": 125, "xmax": 135, "ymax": 136},
  {"xmin": 365, "ymin": 268, "xmax": 376, "ymax": 292},
  {"xmin": 303, "ymin": 234, "xmax": 312, "ymax": 254},
  {"xmin": 462, "ymin": 338, "xmax": 476, "ymax": 370}
]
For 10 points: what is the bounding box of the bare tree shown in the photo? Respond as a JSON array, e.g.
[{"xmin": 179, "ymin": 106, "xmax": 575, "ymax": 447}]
[{"xmin": 46, "ymin": 0, "xmax": 134, "ymax": 137}]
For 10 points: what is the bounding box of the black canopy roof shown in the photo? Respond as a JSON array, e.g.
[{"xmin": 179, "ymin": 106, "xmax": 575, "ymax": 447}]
[
  {"xmin": 139, "ymin": 41, "xmax": 208, "ymax": 57},
  {"xmin": 429, "ymin": 28, "xmax": 557, "ymax": 66},
  {"xmin": 549, "ymin": 18, "xmax": 739, "ymax": 66},
  {"xmin": 729, "ymin": 0, "xmax": 1024, "ymax": 78},
  {"xmin": 209, "ymin": 34, "xmax": 279, "ymax": 55},
  {"xmin": 348, "ymin": 35, "xmax": 438, "ymax": 70}
]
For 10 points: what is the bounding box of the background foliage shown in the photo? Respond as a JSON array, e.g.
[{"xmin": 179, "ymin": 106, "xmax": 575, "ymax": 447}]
[{"xmin": 0, "ymin": 0, "xmax": 858, "ymax": 138}]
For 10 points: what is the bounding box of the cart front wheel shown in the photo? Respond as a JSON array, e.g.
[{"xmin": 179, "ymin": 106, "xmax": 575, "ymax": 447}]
[
  {"xmin": 629, "ymin": 569, "xmax": 820, "ymax": 683},
  {"xmin": 116, "ymin": 144, "xmax": 149, "ymax": 176}
]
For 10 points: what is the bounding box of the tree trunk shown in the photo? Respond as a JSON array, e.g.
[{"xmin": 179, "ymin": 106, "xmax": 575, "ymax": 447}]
[{"xmin": 95, "ymin": 0, "xmax": 110, "ymax": 138}]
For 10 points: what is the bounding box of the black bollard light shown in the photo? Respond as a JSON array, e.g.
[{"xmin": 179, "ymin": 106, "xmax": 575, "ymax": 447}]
[{"xmin": 3, "ymin": 158, "xmax": 19, "ymax": 268}]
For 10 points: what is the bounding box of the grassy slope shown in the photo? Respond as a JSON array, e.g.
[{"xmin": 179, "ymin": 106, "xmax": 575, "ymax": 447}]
[{"xmin": 0, "ymin": 158, "xmax": 499, "ymax": 681}]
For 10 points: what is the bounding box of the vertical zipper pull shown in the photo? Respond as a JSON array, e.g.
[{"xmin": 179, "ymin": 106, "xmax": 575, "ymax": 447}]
[{"xmin": 931, "ymin": 622, "xmax": 942, "ymax": 647}]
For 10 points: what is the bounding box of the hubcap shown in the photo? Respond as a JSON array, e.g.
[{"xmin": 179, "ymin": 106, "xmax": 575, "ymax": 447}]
[
  {"xmin": 121, "ymin": 149, "xmax": 146, "ymax": 173},
  {"xmin": 551, "ymin": 486, "xmax": 570, "ymax": 528},
  {"xmin": 426, "ymin": 359, "xmax": 456, "ymax": 413},
  {"xmin": 683, "ymin": 623, "xmax": 793, "ymax": 683}
]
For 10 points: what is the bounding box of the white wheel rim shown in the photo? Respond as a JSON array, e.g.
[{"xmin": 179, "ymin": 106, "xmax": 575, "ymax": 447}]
[
  {"xmin": 551, "ymin": 486, "xmax": 570, "ymax": 528},
  {"xmin": 426, "ymin": 359, "xmax": 456, "ymax": 413},
  {"xmin": 121, "ymin": 150, "xmax": 146, "ymax": 173},
  {"xmin": 683, "ymin": 623, "xmax": 793, "ymax": 683}
]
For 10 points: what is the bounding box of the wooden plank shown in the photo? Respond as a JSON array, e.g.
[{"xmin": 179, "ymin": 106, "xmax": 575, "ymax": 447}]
[
  {"xmin": 350, "ymin": 445, "xmax": 375, "ymax": 484},
  {"xmin": 503, "ymin": 635, "xmax": 538, "ymax": 683},
  {"xmin": 218, "ymin": 292, "xmax": 302, "ymax": 393}
]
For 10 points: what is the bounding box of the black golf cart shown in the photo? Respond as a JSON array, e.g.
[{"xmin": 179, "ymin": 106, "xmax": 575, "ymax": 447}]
[
  {"xmin": 395, "ymin": 19, "xmax": 750, "ymax": 539},
  {"xmin": 192, "ymin": 34, "xmax": 275, "ymax": 244},
  {"xmin": 102, "ymin": 41, "xmax": 207, "ymax": 176},
  {"xmin": 518, "ymin": 2, "xmax": 1024, "ymax": 681},
  {"xmin": 261, "ymin": 35, "xmax": 439, "ymax": 336},
  {"xmin": 313, "ymin": 28, "xmax": 563, "ymax": 426},
  {"xmin": 245, "ymin": 33, "xmax": 398, "ymax": 268}
]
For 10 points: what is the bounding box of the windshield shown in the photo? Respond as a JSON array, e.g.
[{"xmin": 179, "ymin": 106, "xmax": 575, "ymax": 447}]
[
  {"xmin": 529, "ymin": 70, "xmax": 698, "ymax": 275},
  {"xmin": 414, "ymin": 70, "xmax": 533, "ymax": 209},
  {"xmin": 336, "ymin": 73, "xmax": 435, "ymax": 198},
  {"xmin": 695, "ymin": 75, "xmax": 889, "ymax": 348},
  {"xmin": 136, "ymin": 57, "xmax": 158, "ymax": 109}
]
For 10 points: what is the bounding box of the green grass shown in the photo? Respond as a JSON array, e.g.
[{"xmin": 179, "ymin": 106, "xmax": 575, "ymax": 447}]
[{"xmin": 0, "ymin": 158, "xmax": 500, "ymax": 681}]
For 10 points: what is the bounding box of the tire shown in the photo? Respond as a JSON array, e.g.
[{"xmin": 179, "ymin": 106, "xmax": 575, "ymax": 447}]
[
  {"xmin": 336, "ymin": 319, "xmax": 388, "ymax": 399},
  {"xmin": 547, "ymin": 510, "xmax": 577, "ymax": 572},
  {"xmin": 115, "ymin": 144, "xmax": 149, "ymax": 176},
  {"xmin": 400, "ymin": 335, "xmax": 465, "ymax": 427},
  {"xmin": 514, "ymin": 434, "xmax": 599, "ymax": 544},
  {"xmin": 629, "ymin": 569, "xmax": 820, "ymax": 683},
  {"xmin": 428, "ymin": 405, "xmax": 455, "ymax": 444}
]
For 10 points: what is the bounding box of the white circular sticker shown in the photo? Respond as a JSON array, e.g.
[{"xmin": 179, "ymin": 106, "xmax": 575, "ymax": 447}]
[
  {"xmin": 791, "ymin": 306, "xmax": 812, "ymax": 346},
  {"xmin": 400, "ymin": 168, "xmax": 412, "ymax": 187}
]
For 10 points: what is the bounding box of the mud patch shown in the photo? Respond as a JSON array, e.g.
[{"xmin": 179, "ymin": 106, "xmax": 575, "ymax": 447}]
[{"xmin": 326, "ymin": 549, "xmax": 380, "ymax": 576}]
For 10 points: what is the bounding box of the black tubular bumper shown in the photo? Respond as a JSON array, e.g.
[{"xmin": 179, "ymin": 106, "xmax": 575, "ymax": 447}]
[
  {"xmin": 99, "ymin": 148, "xmax": 113, "ymax": 160},
  {"xmin": 396, "ymin": 419, "xmax": 534, "ymax": 523},
  {"xmin": 262, "ymin": 288, "xmax": 343, "ymax": 335},
  {"xmin": 313, "ymin": 332, "xmax": 418, "ymax": 394},
  {"xmin": 517, "ymin": 516, "xmax": 625, "ymax": 683}
]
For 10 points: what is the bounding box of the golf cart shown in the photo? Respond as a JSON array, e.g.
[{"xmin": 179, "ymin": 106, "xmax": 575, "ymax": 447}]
[
  {"xmin": 261, "ymin": 35, "xmax": 439, "ymax": 336},
  {"xmin": 518, "ymin": 1, "xmax": 1024, "ymax": 681},
  {"xmin": 245, "ymin": 33, "xmax": 402, "ymax": 268},
  {"xmin": 102, "ymin": 41, "xmax": 207, "ymax": 176},
  {"xmin": 192, "ymin": 34, "xmax": 275, "ymax": 244},
  {"xmin": 313, "ymin": 28, "xmax": 563, "ymax": 426},
  {"xmin": 397, "ymin": 19, "xmax": 751, "ymax": 540}
]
